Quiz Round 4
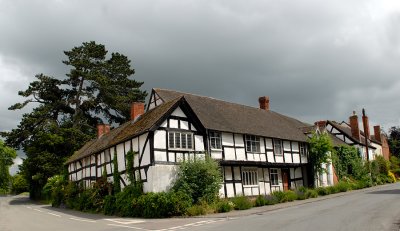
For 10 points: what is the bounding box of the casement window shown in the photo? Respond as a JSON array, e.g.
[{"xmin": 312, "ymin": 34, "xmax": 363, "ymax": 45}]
[
  {"xmin": 210, "ymin": 131, "xmax": 222, "ymax": 150},
  {"xmin": 242, "ymin": 168, "xmax": 258, "ymax": 186},
  {"xmin": 169, "ymin": 132, "xmax": 193, "ymax": 150},
  {"xmin": 270, "ymin": 169, "xmax": 279, "ymax": 186},
  {"xmin": 299, "ymin": 142, "xmax": 306, "ymax": 156},
  {"xmin": 273, "ymin": 139, "xmax": 283, "ymax": 156},
  {"xmin": 245, "ymin": 135, "xmax": 261, "ymax": 153}
]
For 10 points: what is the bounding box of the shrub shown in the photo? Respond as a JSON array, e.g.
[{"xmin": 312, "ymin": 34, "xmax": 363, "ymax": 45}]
[
  {"xmin": 285, "ymin": 190, "xmax": 298, "ymax": 202},
  {"xmin": 264, "ymin": 195, "xmax": 278, "ymax": 205},
  {"xmin": 42, "ymin": 175, "xmax": 67, "ymax": 207},
  {"xmin": 388, "ymin": 171, "xmax": 396, "ymax": 183},
  {"xmin": 216, "ymin": 200, "xmax": 234, "ymax": 212},
  {"xmin": 255, "ymin": 195, "xmax": 268, "ymax": 207},
  {"xmin": 133, "ymin": 191, "xmax": 192, "ymax": 218},
  {"xmin": 172, "ymin": 157, "xmax": 222, "ymax": 204},
  {"xmin": 316, "ymin": 187, "xmax": 330, "ymax": 196},
  {"xmin": 64, "ymin": 181, "xmax": 80, "ymax": 209},
  {"xmin": 326, "ymin": 186, "xmax": 339, "ymax": 194},
  {"xmin": 103, "ymin": 195, "xmax": 116, "ymax": 215},
  {"xmin": 186, "ymin": 203, "xmax": 209, "ymax": 216},
  {"xmin": 271, "ymin": 191, "xmax": 286, "ymax": 203},
  {"xmin": 305, "ymin": 189, "xmax": 318, "ymax": 198},
  {"xmin": 231, "ymin": 195, "xmax": 253, "ymax": 210},
  {"xmin": 336, "ymin": 181, "xmax": 351, "ymax": 192},
  {"xmin": 115, "ymin": 184, "xmax": 143, "ymax": 217},
  {"xmin": 271, "ymin": 190, "xmax": 297, "ymax": 203}
]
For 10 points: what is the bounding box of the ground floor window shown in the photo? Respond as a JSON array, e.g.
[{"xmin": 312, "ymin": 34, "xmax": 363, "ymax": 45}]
[
  {"xmin": 242, "ymin": 168, "xmax": 258, "ymax": 186},
  {"xmin": 270, "ymin": 169, "xmax": 279, "ymax": 186}
]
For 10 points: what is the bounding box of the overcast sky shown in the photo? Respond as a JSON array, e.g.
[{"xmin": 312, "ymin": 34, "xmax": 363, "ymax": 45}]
[{"xmin": 1, "ymin": 0, "xmax": 400, "ymax": 143}]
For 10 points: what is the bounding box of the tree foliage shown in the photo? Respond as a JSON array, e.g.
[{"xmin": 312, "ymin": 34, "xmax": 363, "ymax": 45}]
[
  {"xmin": 0, "ymin": 140, "xmax": 17, "ymax": 190},
  {"xmin": 388, "ymin": 126, "xmax": 400, "ymax": 158},
  {"xmin": 308, "ymin": 132, "xmax": 334, "ymax": 177},
  {"xmin": 1, "ymin": 41, "xmax": 146, "ymax": 199}
]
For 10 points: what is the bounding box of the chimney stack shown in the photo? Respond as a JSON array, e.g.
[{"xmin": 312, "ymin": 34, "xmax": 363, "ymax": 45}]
[
  {"xmin": 374, "ymin": 125, "xmax": 382, "ymax": 143},
  {"xmin": 97, "ymin": 124, "xmax": 111, "ymax": 138},
  {"xmin": 349, "ymin": 111, "xmax": 360, "ymax": 141},
  {"xmin": 131, "ymin": 102, "xmax": 145, "ymax": 121},
  {"xmin": 258, "ymin": 96, "xmax": 270, "ymax": 111},
  {"xmin": 362, "ymin": 108, "xmax": 370, "ymax": 139},
  {"xmin": 314, "ymin": 120, "xmax": 327, "ymax": 128}
]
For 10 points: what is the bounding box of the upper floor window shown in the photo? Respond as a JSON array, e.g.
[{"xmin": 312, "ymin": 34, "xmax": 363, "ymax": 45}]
[
  {"xmin": 274, "ymin": 139, "xmax": 283, "ymax": 156},
  {"xmin": 270, "ymin": 169, "xmax": 279, "ymax": 186},
  {"xmin": 242, "ymin": 168, "xmax": 258, "ymax": 186},
  {"xmin": 299, "ymin": 142, "xmax": 306, "ymax": 156},
  {"xmin": 169, "ymin": 132, "xmax": 193, "ymax": 150},
  {"xmin": 246, "ymin": 135, "xmax": 261, "ymax": 153},
  {"xmin": 210, "ymin": 131, "xmax": 222, "ymax": 150}
]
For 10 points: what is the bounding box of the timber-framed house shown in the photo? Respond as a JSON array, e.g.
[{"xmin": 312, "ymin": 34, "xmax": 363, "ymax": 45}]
[{"xmin": 66, "ymin": 88, "xmax": 312, "ymax": 197}]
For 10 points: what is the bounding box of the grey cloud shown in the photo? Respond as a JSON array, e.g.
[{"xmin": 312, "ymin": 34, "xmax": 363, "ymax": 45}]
[{"xmin": 1, "ymin": 0, "xmax": 400, "ymax": 140}]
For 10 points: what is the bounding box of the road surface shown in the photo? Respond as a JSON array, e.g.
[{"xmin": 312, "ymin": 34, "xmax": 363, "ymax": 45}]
[{"xmin": 1, "ymin": 183, "xmax": 399, "ymax": 231}]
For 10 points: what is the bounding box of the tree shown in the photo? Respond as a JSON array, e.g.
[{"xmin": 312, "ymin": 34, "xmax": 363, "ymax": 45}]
[
  {"xmin": 11, "ymin": 173, "xmax": 28, "ymax": 194},
  {"xmin": 388, "ymin": 126, "xmax": 400, "ymax": 158},
  {"xmin": 0, "ymin": 140, "xmax": 17, "ymax": 191},
  {"xmin": 308, "ymin": 132, "xmax": 334, "ymax": 182},
  {"xmin": 2, "ymin": 41, "xmax": 146, "ymax": 199}
]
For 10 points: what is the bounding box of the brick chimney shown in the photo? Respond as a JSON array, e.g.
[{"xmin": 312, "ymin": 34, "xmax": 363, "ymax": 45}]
[
  {"xmin": 131, "ymin": 102, "xmax": 145, "ymax": 121},
  {"xmin": 259, "ymin": 96, "xmax": 270, "ymax": 111},
  {"xmin": 97, "ymin": 124, "xmax": 111, "ymax": 138},
  {"xmin": 314, "ymin": 120, "xmax": 327, "ymax": 128},
  {"xmin": 349, "ymin": 111, "xmax": 360, "ymax": 141},
  {"xmin": 374, "ymin": 125, "xmax": 382, "ymax": 143},
  {"xmin": 362, "ymin": 108, "xmax": 370, "ymax": 139}
]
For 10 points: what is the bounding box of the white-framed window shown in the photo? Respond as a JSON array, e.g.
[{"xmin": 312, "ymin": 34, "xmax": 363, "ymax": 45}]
[
  {"xmin": 242, "ymin": 168, "xmax": 258, "ymax": 186},
  {"xmin": 270, "ymin": 169, "xmax": 279, "ymax": 186},
  {"xmin": 299, "ymin": 142, "xmax": 306, "ymax": 156},
  {"xmin": 168, "ymin": 132, "xmax": 193, "ymax": 150},
  {"xmin": 245, "ymin": 135, "xmax": 261, "ymax": 153},
  {"xmin": 273, "ymin": 139, "xmax": 283, "ymax": 156},
  {"xmin": 210, "ymin": 131, "xmax": 222, "ymax": 150}
]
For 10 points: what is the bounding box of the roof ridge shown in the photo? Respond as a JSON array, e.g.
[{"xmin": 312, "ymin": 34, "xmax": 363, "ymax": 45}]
[{"xmin": 154, "ymin": 88, "xmax": 275, "ymax": 113}]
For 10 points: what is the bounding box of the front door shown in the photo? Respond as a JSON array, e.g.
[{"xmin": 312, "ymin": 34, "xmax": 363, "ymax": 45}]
[{"xmin": 282, "ymin": 169, "xmax": 290, "ymax": 191}]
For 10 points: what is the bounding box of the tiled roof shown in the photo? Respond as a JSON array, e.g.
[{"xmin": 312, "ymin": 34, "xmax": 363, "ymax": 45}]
[
  {"xmin": 66, "ymin": 98, "xmax": 181, "ymax": 164},
  {"xmin": 154, "ymin": 88, "xmax": 310, "ymax": 142},
  {"xmin": 328, "ymin": 121, "xmax": 375, "ymax": 149}
]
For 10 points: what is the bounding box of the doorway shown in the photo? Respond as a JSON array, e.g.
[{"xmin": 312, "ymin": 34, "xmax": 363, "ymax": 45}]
[{"xmin": 282, "ymin": 169, "xmax": 290, "ymax": 191}]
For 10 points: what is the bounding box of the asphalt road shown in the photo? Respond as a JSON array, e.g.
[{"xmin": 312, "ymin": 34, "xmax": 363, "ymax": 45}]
[{"xmin": 1, "ymin": 183, "xmax": 400, "ymax": 231}]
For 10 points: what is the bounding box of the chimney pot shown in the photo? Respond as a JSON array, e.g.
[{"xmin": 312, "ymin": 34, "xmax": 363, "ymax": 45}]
[
  {"xmin": 258, "ymin": 96, "xmax": 270, "ymax": 111},
  {"xmin": 131, "ymin": 102, "xmax": 145, "ymax": 121}
]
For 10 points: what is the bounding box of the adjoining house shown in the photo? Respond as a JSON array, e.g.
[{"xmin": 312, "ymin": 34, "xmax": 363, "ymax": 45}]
[
  {"xmin": 311, "ymin": 110, "xmax": 390, "ymax": 187},
  {"xmin": 66, "ymin": 88, "xmax": 312, "ymax": 198}
]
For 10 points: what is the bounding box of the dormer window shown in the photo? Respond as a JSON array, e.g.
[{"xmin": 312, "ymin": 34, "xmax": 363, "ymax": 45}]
[
  {"xmin": 210, "ymin": 131, "xmax": 222, "ymax": 150},
  {"xmin": 169, "ymin": 132, "xmax": 193, "ymax": 150}
]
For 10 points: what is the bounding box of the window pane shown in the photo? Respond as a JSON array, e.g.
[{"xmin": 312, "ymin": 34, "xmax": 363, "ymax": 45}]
[
  {"xmin": 187, "ymin": 134, "xmax": 192, "ymax": 149},
  {"xmin": 169, "ymin": 132, "xmax": 174, "ymax": 148},
  {"xmin": 175, "ymin": 132, "xmax": 180, "ymax": 148},
  {"xmin": 181, "ymin": 133, "xmax": 187, "ymax": 149}
]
